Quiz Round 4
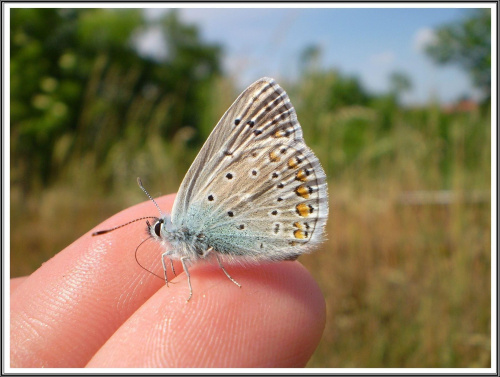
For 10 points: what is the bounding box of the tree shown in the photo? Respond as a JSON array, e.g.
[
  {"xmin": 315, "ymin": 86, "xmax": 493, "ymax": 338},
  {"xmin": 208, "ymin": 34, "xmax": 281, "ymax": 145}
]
[
  {"xmin": 389, "ymin": 72, "xmax": 412, "ymax": 97},
  {"xmin": 10, "ymin": 9, "xmax": 222, "ymax": 193},
  {"xmin": 299, "ymin": 44, "xmax": 322, "ymax": 74},
  {"xmin": 424, "ymin": 9, "xmax": 491, "ymax": 97}
]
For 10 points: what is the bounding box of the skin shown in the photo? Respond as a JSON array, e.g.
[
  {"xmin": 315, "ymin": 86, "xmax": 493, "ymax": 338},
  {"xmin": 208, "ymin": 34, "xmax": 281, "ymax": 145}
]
[{"xmin": 10, "ymin": 194, "xmax": 326, "ymax": 368}]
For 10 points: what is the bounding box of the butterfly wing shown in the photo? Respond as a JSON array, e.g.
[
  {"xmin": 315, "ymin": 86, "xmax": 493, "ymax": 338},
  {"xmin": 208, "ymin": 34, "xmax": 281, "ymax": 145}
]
[
  {"xmin": 171, "ymin": 78, "xmax": 292, "ymax": 217},
  {"xmin": 171, "ymin": 77, "xmax": 328, "ymax": 262}
]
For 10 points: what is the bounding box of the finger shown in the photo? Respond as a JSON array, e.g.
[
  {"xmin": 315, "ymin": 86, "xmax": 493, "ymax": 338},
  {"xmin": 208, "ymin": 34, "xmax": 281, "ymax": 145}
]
[
  {"xmin": 87, "ymin": 261, "xmax": 326, "ymax": 367},
  {"xmin": 10, "ymin": 276, "xmax": 28, "ymax": 294},
  {"xmin": 10, "ymin": 195, "xmax": 178, "ymax": 368}
]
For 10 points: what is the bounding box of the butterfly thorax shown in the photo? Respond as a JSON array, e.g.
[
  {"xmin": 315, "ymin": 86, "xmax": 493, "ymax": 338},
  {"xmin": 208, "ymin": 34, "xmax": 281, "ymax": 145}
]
[{"xmin": 148, "ymin": 215, "xmax": 208, "ymax": 260}]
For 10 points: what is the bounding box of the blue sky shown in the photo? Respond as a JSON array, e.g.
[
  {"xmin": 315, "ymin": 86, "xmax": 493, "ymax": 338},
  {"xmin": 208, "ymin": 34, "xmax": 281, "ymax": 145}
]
[{"xmin": 139, "ymin": 6, "xmax": 490, "ymax": 105}]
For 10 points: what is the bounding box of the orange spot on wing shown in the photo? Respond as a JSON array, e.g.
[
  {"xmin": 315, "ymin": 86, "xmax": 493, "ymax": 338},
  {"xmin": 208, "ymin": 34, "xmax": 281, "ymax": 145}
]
[
  {"xmin": 296, "ymin": 169, "xmax": 308, "ymax": 182},
  {"xmin": 296, "ymin": 203, "xmax": 312, "ymax": 217},
  {"xmin": 274, "ymin": 130, "xmax": 285, "ymax": 138},
  {"xmin": 269, "ymin": 151, "xmax": 280, "ymax": 162},
  {"xmin": 288, "ymin": 157, "xmax": 299, "ymax": 169},
  {"xmin": 294, "ymin": 230, "xmax": 308, "ymax": 239},
  {"xmin": 295, "ymin": 185, "xmax": 310, "ymax": 199}
]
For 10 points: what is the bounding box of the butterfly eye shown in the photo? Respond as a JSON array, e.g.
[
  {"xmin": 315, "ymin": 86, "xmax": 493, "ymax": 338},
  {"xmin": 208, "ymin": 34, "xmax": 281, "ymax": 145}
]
[{"xmin": 154, "ymin": 221, "xmax": 162, "ymax": 237}]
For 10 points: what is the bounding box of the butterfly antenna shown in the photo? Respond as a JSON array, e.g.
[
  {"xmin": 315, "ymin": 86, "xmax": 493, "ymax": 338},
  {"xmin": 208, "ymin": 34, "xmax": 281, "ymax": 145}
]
[
  {"xmin": 137, "ymin": 177, "xmax": 164, "ymax": 216},
  {"xmin": 92, "ymin": 216, "xmax": 158, "ymax": 236}
]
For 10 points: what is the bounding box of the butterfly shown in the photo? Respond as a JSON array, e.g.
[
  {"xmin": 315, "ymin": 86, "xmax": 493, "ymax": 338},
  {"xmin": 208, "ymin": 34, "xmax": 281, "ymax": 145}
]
[{"xmin": 94, "ymin": 77, "xmax": 328, "ymax": 301}]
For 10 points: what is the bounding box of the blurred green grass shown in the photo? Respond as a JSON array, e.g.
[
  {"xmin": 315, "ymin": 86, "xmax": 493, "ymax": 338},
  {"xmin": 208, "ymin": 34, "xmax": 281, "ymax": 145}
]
[{"xmin": 10, "ymin": 8, "xmax": 491, "ymax": 368}]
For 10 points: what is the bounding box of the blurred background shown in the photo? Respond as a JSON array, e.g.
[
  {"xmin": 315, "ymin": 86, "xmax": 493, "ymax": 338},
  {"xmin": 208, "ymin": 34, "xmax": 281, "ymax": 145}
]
[{"xmin": 10, "ymin": 7, "xmax": 491, "ymax": 367}]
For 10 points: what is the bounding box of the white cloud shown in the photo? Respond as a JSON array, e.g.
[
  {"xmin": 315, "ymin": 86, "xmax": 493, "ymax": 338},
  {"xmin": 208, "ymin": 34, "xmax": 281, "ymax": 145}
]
[
  {"xmin": 413, "ymin": 28, "xmax": 436, "ymax": 53},
  {"xmin": 369, "ymin": 51, "xmax": 395, "ymax": 65},
  {"xmin": 143, "ymin": 8, "xmax": 169, "ymax": 21},
  {"xmin": 133, "ymin": 26, "xmax": 168, "ymax": 61}
]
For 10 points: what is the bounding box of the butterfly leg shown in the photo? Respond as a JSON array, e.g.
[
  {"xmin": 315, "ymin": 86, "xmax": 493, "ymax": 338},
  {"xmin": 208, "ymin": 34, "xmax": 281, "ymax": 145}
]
[
  {"xmin": 180, "ymin": 256, "xmax": 193, "ymax": 302},
  {"xmin": 161, "ymin": 252, "xmax": 171, "ymax": 287},
  {"xmin": 170, "ymin": 258, "xmax": 177, "ymax": 276},
  {"xmin": 215, "ymin": 253, "xmax": 242, "ymax": 288}
]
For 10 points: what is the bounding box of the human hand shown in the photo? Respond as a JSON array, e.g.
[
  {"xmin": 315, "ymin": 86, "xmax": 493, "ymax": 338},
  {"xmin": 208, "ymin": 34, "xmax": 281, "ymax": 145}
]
[{"xmin": 10, "ymin": 194, "xmax": 326, "ymax": 368}]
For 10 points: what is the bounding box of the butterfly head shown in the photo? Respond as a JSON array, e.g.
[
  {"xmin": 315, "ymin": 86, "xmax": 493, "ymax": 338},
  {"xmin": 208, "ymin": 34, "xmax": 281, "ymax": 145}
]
[{"xmin": 147, "ymin": 215, "xmax": 174, "ymax": 241}]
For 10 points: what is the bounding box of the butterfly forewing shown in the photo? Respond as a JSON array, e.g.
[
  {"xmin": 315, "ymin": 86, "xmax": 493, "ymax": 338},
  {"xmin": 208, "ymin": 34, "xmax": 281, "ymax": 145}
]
[{"xmin": 172, "ymin": 78, "xmax": 300, "ymax": 216}]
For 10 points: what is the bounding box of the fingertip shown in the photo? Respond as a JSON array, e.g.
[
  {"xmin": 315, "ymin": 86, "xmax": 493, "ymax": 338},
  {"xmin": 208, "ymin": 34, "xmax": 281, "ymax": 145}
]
[
  {"xmin": 10, "ymin": 194, "xmax": 179, "ymax": 368},
  {"xmin": 88, "ymin": 260, "xmax": 325, "ymax": 367},
  {"xmin": 10, "ymin": 276, "xmax": 28, "ymax": 294}
]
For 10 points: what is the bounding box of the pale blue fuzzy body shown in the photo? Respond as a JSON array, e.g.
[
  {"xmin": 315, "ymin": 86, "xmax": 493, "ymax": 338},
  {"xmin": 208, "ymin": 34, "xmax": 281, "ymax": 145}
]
[{"xmin": 150, "ymin": 204, "xmax": 304, "ymax": 265}]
